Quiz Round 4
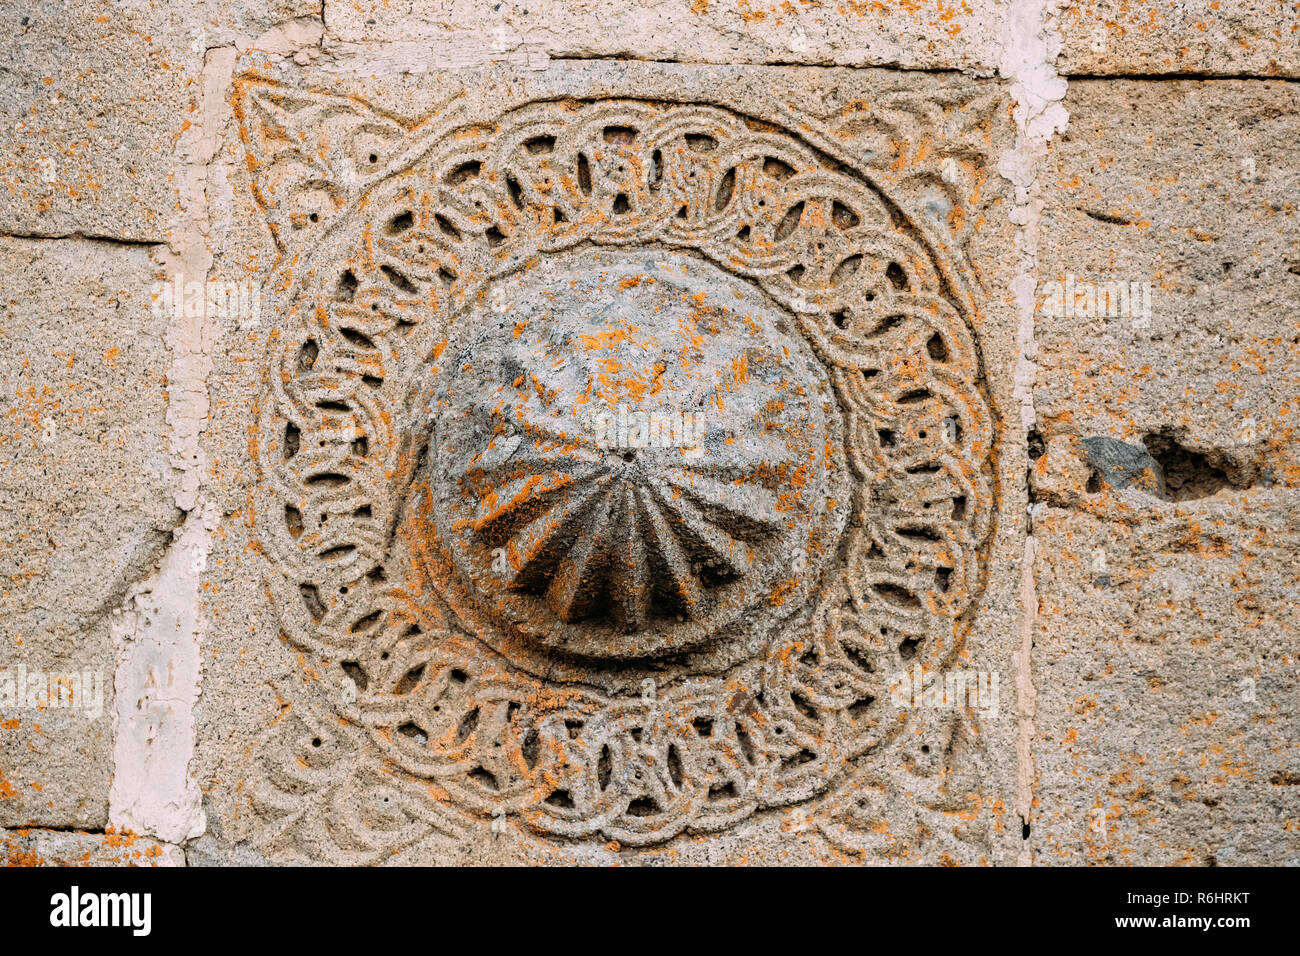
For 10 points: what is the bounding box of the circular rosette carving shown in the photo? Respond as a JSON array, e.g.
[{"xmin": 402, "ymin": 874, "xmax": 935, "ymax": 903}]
[
  {"xmin": 252, "ymin": 97, "xmax": 997, "ymax": 852},
  {"xmin": 423, "ymin": 248, "xmax": 847, "ymax": 669}
]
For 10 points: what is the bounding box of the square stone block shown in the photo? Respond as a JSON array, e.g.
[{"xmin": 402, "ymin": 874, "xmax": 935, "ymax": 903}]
[
  {"xmin": 0, "ymin": 2, "xmax": 208, "ymax": 241},
  {"xmin": 1031, "ymin": 77, "xmax": 1300, "ymax": 865},
  {"xmin": 1037, "ymin": 79, "xmax": 1300, "ymax": 494},
  {"xmin": 1030, "ymin": 500, "xmax": 1300, "ymax": 865},
  {"xmin": 193, "ymin": 57, "xmax": 1026, "ymax": 864},
  {"xmin": 0, "ymin": 237, "xmax": 179, "ymax": 828}
]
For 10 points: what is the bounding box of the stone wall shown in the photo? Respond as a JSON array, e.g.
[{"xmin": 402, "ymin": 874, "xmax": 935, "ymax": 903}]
[{"xmin": 1, "ymin": 0, "xmax": 1295, "ymax": 866}]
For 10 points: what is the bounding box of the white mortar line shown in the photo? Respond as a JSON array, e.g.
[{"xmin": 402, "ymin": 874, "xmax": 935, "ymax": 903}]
[
  {"xmin": 998, "ymin": 0, "xmax": 1068, "ymax": 864},
  {"xmin": 108, "ymin": 15, "xmax": 328, "ymax": 851},
  {"xmin": 108, "ymin": 44, "xmax": 239, "ymax": 847}
]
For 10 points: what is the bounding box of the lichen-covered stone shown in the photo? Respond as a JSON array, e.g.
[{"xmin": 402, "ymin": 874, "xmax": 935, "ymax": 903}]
[
  {"xmin": 322, "ymin": 0, "xmax": 1009, "ymax": 73},
  {"xmin": 0, "ymin": 238, "xmax": 178, "ymax": 829},
  {"xmin": 191, "ymin": 57, "xmax": 1023, "ymax": 864},
  {"xmin": 1037, "ymin": 80, "xmax": 1300, "ymax": 491},
  {"xmin": 1057, "ymin": 1, "xmax": 1300, "ymax": 77},
  {"xmin": 1030, "ymin": 498, "xmax": 1300, "ymax": 865},
  {"xmin": 1, "ymin": 827, "xmax": 183, "ymax": 866},
  {"xmin": 1, "ymin": 0, "xmax": 1295, "ymax": 868}
]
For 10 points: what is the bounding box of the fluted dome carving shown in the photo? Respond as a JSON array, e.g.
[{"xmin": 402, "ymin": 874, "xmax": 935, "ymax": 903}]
[{"xmin": 427, "ymin": 248, "xmax": 847, "ymax": 662}]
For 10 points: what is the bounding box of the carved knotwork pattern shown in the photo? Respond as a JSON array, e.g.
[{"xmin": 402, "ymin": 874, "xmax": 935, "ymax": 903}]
[{"xmin": 241, "ymin": 88, "xmax": 996, "ymax": 860}]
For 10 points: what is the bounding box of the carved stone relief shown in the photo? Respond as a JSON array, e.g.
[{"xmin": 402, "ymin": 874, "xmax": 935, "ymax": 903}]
[{"xmin": 236, "ymin": 84, "xmax": 998, "ymax": 861}]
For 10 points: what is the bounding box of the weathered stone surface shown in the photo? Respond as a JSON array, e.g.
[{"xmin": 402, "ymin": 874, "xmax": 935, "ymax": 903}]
[
  {"xmin": 0, "ymin": 3, "xmax": 206, "ymax": 240},
  {"xmin": 0, "ymin": 0, "xmax": 326, "ymax": 241},
  {"xmin": 1029, "ymin": 497, "xmax": 1300, "ymax": 865},
  {"xmin": 0, "ymin": 238, "xmax": 178, "ymax": 828},
  {"xmin": 1030, "ymin": 77, "xmax": 1300, "ymax": 864},
  {"xmin": 322, "ymin": 0, "xmax": 1008, "ymax": 73},
  {"xmin": 1, "ymin": 827, "xmax": 184, "ymax": 866},
  {"xmin": 191, "ymin": 57, "xmax": 1024, "ymax": 864},
  {"xmin": 1037, "ymin": 80, "xmax": 1300, "ymax": 491},
  {"xmin": 2, "ymin": 0, "xmax": 1297, "ymax": 870},
  {"xmin": 1057, "ymin": 0, "xmax": 1300, "ymax": 76}
]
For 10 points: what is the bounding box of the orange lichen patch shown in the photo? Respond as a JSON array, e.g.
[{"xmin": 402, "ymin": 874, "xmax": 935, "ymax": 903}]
[
  {"xmin": 102, "ymin": 827, "xmax": 139, "ymax": 849},
  {"xmin": 469, "ymin": 472, "xmax": 576, "ymax": 533},
  {"xmin": 767, "ymin": 577, "xmax": 798, "ymax": 606}
]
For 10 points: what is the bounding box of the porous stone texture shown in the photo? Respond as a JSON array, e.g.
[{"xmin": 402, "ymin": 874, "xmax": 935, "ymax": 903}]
[
  {"xmin": 0, "ymin": 238, "xmax": 178, "ymax": 830},
  {"xmin": 322, "ymin": 0, "xmax": 1009, "ymax": 72},
  {"xmin": 0, "ymin": 3, "xmax": 202, "ymax": 241},
  {"xmin": 2, "ymin": 828, "xmax": 184, "ymax": 867},
  {"xmin": 1030, "ymin": 499, "xmax": 1300, "ymax": 865},
  {"xmin": 1057, "ymin": 0, "xmax": 1300, "ymax": 77},
  {"xmin": 2, "ymin": 0, "xmax": 1296, "ymax": 866},
  {"xmin": 1037, "ymin": 80, "xmax": 1300, "ymax": 481},
  {"xmin": 1029, "ymin": 77, "xmax": 1300, "ymax": 863}
]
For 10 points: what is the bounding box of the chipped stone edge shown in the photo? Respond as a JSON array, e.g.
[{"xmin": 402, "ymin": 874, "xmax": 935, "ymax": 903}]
[{"xmin": 997, "ymin": 0, "xmax": 1069, "ymax": 864}]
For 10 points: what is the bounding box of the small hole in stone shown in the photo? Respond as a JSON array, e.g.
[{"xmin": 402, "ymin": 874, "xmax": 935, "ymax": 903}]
[
  {"xmin": 886, "ymin": 261, "xmax": 908, "ymax": 290},
  {"xmin": 627, "ymin": 796, "xmax": 658, "ymax": 817},
  {"xmin": 446, "ymin": 160, "xmax": 481, "ymax": 185},
  {"xmin": 832, "ymin": 201, "xmax": 860, "ymax": 229},
  {"xmin": 708, "ymin": 782, "xmax": 738, "ymax": 802},
  {"xmin": 386, "ymin": 210, "xmax": 414, "ymax": 234},
  {"xmin": 927, "ymin": 333, "xmax": 949, "ymax": 362},
  {"xmin": 714, "ymin": 168, "xmax": 736, "ymax": 211},
  {"xmin": 299, "ymin": 584, "xmax": 325, "ymax": 621},
  {"xmin": 468, "ymin": 767, "xmax": 498, "ymax": 791},
  {"xmin": 296, "ymin": 338, "xmax": 319, "ymax": 372},
  {"xmin": 505, "ymin": 175, "xmax": 525, "ymax": 210},
  {"xmin": 394, "ymin": 665, "xmax": 425, "ymax": 696},
  {"xmin": 763, "ymin": 157, "xmax": 794, "ymax": 179},
  {"xmin": 435, "ymin": 214, "xmax": 461, "ymax": 240},
  {"xmin": 380, "ymin": 264, "xmax": 418, "ymax": 294},
  {"xmin": 576, "ymin": 153, "xmax": 592, "ymax": 195},
  {"xmin": 775, "ymin": 201, "xmax": 805, "ymax": 241},
  {"xmin": 335, "ymin": 270, "xmax": 358, "ymax": 302},
  {"xmin": 597, "ymin": 746, "xmax": 612, "ymax": 790},
  {"xmin": 341, "ymin": 661, "xmax": 368, "ymax": 691}
]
